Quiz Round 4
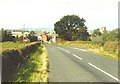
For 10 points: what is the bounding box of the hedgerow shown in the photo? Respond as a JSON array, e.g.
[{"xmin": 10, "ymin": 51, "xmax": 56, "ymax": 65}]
[{"xmin": 2, "ymin": 42, "xmax": 40, "ymax": 82}]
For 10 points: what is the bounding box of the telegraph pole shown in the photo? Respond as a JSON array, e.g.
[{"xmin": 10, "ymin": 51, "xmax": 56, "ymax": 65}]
[
  {"xmin": 23, "ymin": 24, "xmax": 25, "ymax": 34},
  {"xmin": 23, "ymin": 24, "xmax": 25, "ymax": 42}
]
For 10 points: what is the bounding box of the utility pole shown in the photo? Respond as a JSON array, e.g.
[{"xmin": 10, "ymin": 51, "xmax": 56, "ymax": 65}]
[
  {"xmin": 23, "ymin": 24, "xmax": 25, "ymax": 42},
  {"xmin": 23, "ymin": 24, "xmax": 25, "ymax": 34}
]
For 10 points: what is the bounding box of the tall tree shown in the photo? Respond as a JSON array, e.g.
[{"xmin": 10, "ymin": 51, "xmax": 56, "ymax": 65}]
[
  {"xmin": 54, "ymin": 15, "xmax": 89, "ymax": 41},
  {"xmin": 92, "ymin": 29, "xmax": 102, "ymax": 37}
]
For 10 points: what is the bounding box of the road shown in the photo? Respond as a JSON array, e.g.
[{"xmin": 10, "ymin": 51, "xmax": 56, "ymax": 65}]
[{"xmin": 45, "ymin": 43, "xmax": 119, "ymax": 82}]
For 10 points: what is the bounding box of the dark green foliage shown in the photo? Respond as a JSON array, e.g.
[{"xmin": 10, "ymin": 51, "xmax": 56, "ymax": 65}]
[
  {"xmin": 30, "ymin": 31, "xmax": 35, "ymax": 36},
  {"xmin": 27, "ymin": 31, "xmax": 37, "ymax": 42},
  {"xmin": 54, "ymin": 15, "xmax": 90, "ymax": 41},
  {"xmin": 29, "ymin": 36, "xmax": 37, "ymax": 42}
]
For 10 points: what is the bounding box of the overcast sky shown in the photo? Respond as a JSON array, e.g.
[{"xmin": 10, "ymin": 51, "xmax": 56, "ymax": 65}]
[{"xmin": 0, "ymin": 0, "xmax": 119, "ymax": 31}]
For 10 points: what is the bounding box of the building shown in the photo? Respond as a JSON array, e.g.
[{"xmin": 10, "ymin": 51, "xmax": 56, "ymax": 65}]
[
  {"xmin": 37, "ymin": 35, "xmax": 42, "ymax": 41},
  {"xmin": 12, "ymin": 31, "xmax": 30, "ymax": 37},
  {"xmin": 47, "ymin": 31, "xmax": 58, "ymax": 43},
  {"xmin": 23, "ymin": 32, "xmax": 30, "ymax": 37},
  {"xmin": 12, "ymin": 32, "xmax": 22, "ymax": 37},
  {"xmin": 52, "ymin": 36, "xmax": 56, "ymax": 43},
  {"xmin": 41, "ymin": 31, "xmax": 48, "ymax": 42}
]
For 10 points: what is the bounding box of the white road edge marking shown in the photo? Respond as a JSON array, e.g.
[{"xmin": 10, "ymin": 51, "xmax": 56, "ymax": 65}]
[
  {"xmin": 57, "ymin": 47, "xmax": 70, "ymax": 53},
  {"xmin": 72, "ymin": 54, "xmax": 83, "ymax": 60},
  {"xmin": 88, "ymin": 63, "xmax": 120, "ymax": 82}
]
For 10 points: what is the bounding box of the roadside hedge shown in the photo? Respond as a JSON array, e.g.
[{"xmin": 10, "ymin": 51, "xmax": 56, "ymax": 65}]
[
  {"xmin": 2, "ymin": 42, "xmax": 40, "ymax": 82},
  {"xmin": 103, "ymin": 42, "xmax": 118, "ymax": 54}
]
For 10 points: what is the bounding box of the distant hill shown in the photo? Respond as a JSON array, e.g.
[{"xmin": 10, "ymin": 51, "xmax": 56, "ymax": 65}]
[
  {"xmin": 24, "ymin": 27, "xmax": 54, "ymax": 32},
  {"xmin": 4, "ymin": 27, "xmax": 54, "ymax": 32}
]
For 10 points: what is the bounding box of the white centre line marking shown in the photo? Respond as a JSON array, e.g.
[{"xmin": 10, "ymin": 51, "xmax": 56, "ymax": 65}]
[
  {"xmin": 74, "ymin": 48, "xmax": 79, "ymax": 49},
  {"xmin": 64, "ymin": 50, "xmax": 70, "ymax": 53},
  {"xmin": 57, "ymin": 47, "xmax": 70, "ymax": 53},
  {"xmin": 58, "ymin": 47, "xmax": 64, "ymax": 50},
  {"xmin": 57, "ymin": 47, "xmax": 60, "ymax": 48},
  {"xmin": 74, "ymin": 48, "xmax": 87, "ymax": 51},
  {"xmin": 61, "ymin": 48, "xmax": 65, "ymax": 50},
  {"xmin": 72, "ymin": 54, "xmax": 83, "ymax": 60},
  {"xmin": 88, "ymin": 63, "xmax": 120, "ymax": 82}
]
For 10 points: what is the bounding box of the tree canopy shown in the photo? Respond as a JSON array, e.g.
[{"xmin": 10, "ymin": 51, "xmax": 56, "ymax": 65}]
[
  {"xmin": 54, "ymin": 15, "xmax": 90, "ymax": 41},
  {"xmin": 102, "ymin": 28, "xmax": 119, "ymax": 41},
  {"xmin": 1, "ymin": 28, "xmax": 16, "ymax": 42}
]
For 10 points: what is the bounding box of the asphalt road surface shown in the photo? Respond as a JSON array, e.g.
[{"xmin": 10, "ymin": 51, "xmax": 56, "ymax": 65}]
[{"xmin": 45, "ymin": 43, "xmax": 119, "ymax": 82}]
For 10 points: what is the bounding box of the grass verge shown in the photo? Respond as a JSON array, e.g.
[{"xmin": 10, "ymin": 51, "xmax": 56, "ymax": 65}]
[
  {"xmin": 52, "ymin": 41, "xmax": 118, "ymax": 61},
  {"xmin": 13, "ymin": 44, "xmax": 48, "ymax": 82},
  {"xmin": 87, "ymin": 48, "xmax": 118, "ymax": 60}
]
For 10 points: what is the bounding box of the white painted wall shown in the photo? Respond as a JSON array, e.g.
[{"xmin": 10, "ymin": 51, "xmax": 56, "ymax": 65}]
[{"xmin": 52, "ymin": 36, "xmax": 56, "ymax": 43}]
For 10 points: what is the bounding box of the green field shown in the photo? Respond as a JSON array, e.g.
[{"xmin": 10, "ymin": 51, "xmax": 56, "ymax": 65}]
[{"xmin": 0, "ymin": 42, "xmax": 29, "ymax": 50}]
